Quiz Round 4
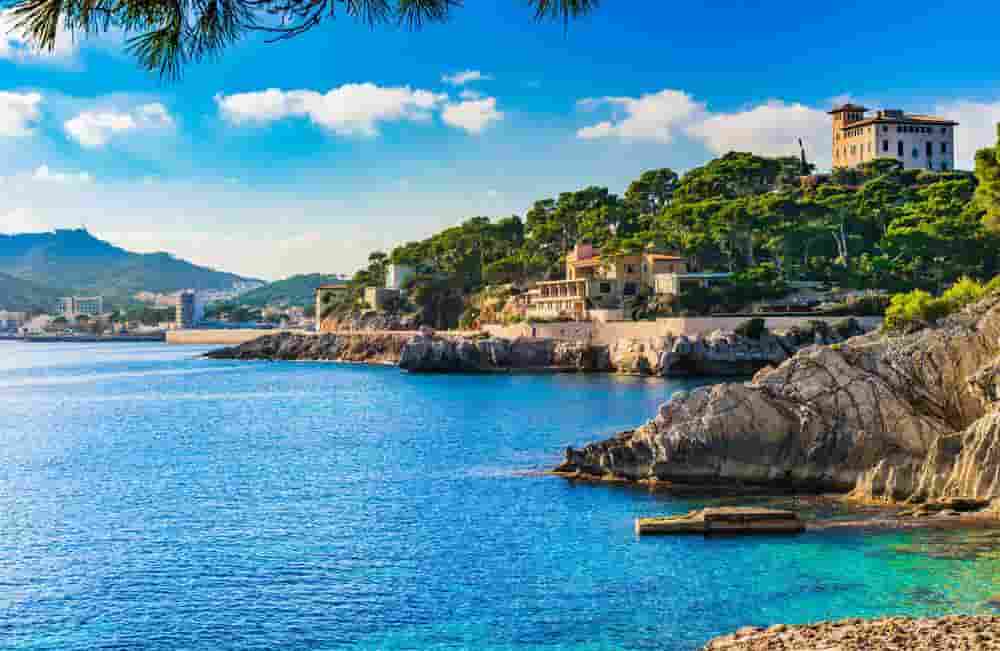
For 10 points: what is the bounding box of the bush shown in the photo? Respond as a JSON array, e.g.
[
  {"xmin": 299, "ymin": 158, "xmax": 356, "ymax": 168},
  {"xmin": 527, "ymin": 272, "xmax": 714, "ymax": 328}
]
[
  {"xmin": 884, "ymin": 289, "xmax": 949, "ymax": 332},
  {"xmin": 735, "ymin": 317, "xmax": 767, "ymax": 340},
  {"xmin": 939, "ymin": 276, "xmax": 985, "ymax": 310}
]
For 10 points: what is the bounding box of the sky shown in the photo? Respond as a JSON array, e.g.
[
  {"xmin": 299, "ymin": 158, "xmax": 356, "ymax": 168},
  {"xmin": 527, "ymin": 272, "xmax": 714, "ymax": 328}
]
[{"xmin": 3, "ymin": 0, "xmax": 1000, "ymax": 281}]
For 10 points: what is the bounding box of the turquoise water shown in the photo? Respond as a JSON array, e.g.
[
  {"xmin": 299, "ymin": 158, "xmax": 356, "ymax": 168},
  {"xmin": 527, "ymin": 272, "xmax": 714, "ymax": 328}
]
[{"xmin": 1, "ymin": 342, "xmax": 997, "ymax": 650}]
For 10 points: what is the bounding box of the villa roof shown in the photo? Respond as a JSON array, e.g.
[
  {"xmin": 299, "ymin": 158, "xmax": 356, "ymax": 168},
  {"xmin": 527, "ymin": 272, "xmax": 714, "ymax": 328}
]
[
  {"xmin": 838, "ymin": 113, "xmax": 958, "ymax": 130},
  {"xmin": 827, "ymin": 103, "xmax": 869, "ymax": 114}
]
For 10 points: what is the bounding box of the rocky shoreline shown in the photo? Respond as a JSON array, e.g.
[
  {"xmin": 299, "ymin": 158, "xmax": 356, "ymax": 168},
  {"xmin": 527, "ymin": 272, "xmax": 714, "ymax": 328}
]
[
  {"xmin": 205, "ymin": 319, "xmax": 868, "ymax": 377},
  {"xmin": 703, "ymin": 615, "xmax": 1000, "ymax": 650},
  {"xmin": 556, "ymin": 295, "xmax": 1000, "ymax": 506}
]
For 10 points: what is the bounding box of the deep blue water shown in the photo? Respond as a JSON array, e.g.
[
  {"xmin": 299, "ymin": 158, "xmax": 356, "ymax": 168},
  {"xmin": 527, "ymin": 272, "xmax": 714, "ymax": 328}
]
[{"xmin": 1, "ymin": 342, "xmax": 998, "ymax": 651}]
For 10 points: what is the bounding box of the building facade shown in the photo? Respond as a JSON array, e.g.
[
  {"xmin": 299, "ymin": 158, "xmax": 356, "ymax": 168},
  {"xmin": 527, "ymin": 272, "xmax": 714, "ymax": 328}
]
[
  {"xmin": 385, "ymin": 264, "xmax": 416, "ymax": 291},
  {"xmin": 60, "ymin": 296, "xmax": 104, "ymax": 318},
  {"xmin": 0, "ymin": 310, "xmax": 27, "ymax": 331},
  {"xmin": 830, "ymin": 103, "xmax": 957, "ymax": 170},
  {"xmin": 526, "ymin": 244, "xmax": 691, "ymax": 320},
  {"xmin": 175, "ymin": 291, "xmax": 197, "ymax": 328}
]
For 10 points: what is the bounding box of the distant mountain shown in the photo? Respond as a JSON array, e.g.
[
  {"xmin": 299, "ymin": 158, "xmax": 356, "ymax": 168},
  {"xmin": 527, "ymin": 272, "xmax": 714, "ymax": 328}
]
[
  {"xmin": 0, "ymin": 229, "xmax": 261, "ymax": 305},
  {"xmin": 237, "ymin": 273, "xmax": 347, "ymax": 307},
  {"xmin": 0, "ymin": 272, "xmax": 66, "ymax": 312}
]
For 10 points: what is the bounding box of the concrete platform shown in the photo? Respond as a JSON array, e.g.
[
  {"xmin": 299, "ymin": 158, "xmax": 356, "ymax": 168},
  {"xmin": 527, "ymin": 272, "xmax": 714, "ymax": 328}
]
[{"xmin": 636, "ymin": 507, "xmax": 805, "ymax": 535}]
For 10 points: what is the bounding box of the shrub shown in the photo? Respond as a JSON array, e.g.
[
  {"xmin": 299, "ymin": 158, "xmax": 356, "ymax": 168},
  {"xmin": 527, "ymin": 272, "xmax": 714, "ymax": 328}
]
[
  {"xmin": 735, "ymin": 317, "xmax": 768, "ymax": 340},
  {"xmin": 939, "ymin": 276, "xmax": 985, "ymax": 310},
  {"xmin": 986, "ymin": 275, "xmax": 1000, "ymax": 295},
  {"xmin": 884, "ymin": 290, "xmax": 948, "ymax": 332}
]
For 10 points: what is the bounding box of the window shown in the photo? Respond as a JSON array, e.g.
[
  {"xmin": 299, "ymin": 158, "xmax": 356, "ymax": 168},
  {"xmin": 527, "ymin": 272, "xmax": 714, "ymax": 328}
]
[
  {"xmin": 624, "ymin": 264, "xmax": 636, "ymax": 274},
  {"xmin": 898, "ymin": 141, "xmax": 904, "ymax": 156},
  {"xmin": 912, "ymin": 147, "xmax": 919, "ymax": 158},
  {"xmin": 926, "ymin": 141, "xmax": 933, "ymax": 157},
  {"xmin": 623, "ymin": 282, "xmax": 637, "ymax": 297},
  {"xmin": 941, "ymin": 142, "xmax": 948, "ymax": 153},
  {"xmin": 882, "ymin": 125, "xmax": 888, "ymax": 132},
  {"xmin": 941, "ymin": 127, "xmax": 947, "ymax": 134},
  {"xmin": 883, "ymin": 139, "xmax": 889, "ymax": 152},
  {"xmin": 599, "ymin": 282, "xmax": 611, "ymax": 294}
]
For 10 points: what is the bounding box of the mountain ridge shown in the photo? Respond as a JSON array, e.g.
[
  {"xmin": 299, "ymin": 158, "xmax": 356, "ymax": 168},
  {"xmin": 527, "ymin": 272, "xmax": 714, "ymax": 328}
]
[{"xmin": 0, "ymin": 229, "xmax": 262, "ymax": 308}]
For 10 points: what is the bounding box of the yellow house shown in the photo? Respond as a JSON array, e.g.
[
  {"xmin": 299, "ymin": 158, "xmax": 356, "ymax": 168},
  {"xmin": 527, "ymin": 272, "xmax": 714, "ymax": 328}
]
[{"xmin": 527, "ymin": 244, "xmax": 689, "ymax": 320}]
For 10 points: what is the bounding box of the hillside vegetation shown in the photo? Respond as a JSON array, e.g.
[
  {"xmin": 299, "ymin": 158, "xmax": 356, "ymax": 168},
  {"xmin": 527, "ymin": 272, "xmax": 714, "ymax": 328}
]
[
  {"xmin": 238, "ymin": 274, "xmax": 347, "ymax": 307},
  {"xmin": 0, "ymin": 272, "xmax": 67, "ymax": 312},
  {"xmin": 331, "ymin": 128, "xmax": 1000, "ymax": 328}
]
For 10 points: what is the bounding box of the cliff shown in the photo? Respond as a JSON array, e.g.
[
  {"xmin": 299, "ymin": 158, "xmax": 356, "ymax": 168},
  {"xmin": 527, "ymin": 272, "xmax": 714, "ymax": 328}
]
[{"xmin": 558, "ymin": 296, "xmax": 1000, "ymax": 504}]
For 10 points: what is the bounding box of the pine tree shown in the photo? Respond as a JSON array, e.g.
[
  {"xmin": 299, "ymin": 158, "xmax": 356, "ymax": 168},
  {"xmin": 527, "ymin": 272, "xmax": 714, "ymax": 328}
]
[{"xmin": 976, "ymin": 124, "xmax": 1000, "ymax": 231}]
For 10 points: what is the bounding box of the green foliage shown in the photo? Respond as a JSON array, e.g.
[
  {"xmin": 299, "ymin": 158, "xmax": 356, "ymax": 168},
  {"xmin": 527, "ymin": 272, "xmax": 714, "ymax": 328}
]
[
  {"xmin": 884, "ymin": 276, "xmax": 987, "ymax": 332},
  {"xmin": 734, "ymin": 317, "xmax": 767, "ymax": 340},
  {"xmin": 940, "ymin": 276, "xmax": 986, "ymax": 309},
  {"xmin": 458, "ymin": 306, "xmax": 481, "ymax": 329},
  {"xmin": 239, "ymin": 274, "xmax": 346, "ymax": 307},
  {"xmin": 0, "ymin": 229, "xmax": 256, "ymax": 304},
  {"xmin": 976, "ymin": 124, "xmax": 1000, "ymax": 231}
]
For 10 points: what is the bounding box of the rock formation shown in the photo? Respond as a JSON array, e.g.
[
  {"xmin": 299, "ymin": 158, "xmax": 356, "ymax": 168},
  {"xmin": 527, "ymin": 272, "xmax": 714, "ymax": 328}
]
[
  {"xmin": 558, "ymin": 297, "xmax": 1000, "ymax": 504},
  {"xmin": 205, "ymin": 332, "xmax": 410, "ymax": 364},
  {"xmin": 608, "ymin": 319, "xmax": 866, "ymax": 377}
]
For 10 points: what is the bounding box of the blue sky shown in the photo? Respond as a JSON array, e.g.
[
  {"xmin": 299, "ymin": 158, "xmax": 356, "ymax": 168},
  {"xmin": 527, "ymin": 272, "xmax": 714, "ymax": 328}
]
[{"xmin": 3, "ymin": 0, "xmax": 1000, "ymax": 280}]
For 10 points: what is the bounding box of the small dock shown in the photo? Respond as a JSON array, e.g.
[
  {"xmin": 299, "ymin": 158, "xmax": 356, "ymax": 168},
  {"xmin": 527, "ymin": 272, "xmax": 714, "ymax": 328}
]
[{"xmin": 636, "ymin": 507, "xmax": 805, "ymax": 535}]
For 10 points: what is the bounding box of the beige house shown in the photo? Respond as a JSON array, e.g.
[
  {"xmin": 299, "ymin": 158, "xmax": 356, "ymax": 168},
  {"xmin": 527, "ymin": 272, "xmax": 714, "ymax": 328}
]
[
  {"xmin": 830, "ymin": 103, "xmax": 957, "ymax": 171},
  {"xmin": 527, "ymin": 243, "xmax": 689, "ymax": 320}
]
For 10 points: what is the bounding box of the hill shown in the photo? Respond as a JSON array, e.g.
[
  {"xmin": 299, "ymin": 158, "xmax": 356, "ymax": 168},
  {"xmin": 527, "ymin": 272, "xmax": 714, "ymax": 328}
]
[
  {"xmin": 237, "ymin": 273, "xmax": 347, "ymax": 307},
  {"xmin": 0, "ymin": 229, "xmax": 261, "ymax": 304},
  {"xmin": 0, "ymin": 272, "xmax": 66, "ymax": 312}
]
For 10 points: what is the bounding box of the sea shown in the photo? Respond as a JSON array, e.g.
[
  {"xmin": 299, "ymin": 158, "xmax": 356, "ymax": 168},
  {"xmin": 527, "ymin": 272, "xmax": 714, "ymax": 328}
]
[{"xmin": 1, "ymin": 342, "xmax": 997, "ymax": 650}]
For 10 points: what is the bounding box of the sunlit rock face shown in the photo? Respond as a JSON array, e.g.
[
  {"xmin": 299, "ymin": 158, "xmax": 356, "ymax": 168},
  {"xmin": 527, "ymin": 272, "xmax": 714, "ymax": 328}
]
[{"xmin": 561, "ymin": 296, "xmax": 1000, "ymax": 504}]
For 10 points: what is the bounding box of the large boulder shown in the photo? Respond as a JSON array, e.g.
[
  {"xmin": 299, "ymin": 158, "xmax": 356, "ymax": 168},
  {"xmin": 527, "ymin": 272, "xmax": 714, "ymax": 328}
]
[{"xmin": 559, "ymin": 296, "xmax": 1000, "ymax": 503}]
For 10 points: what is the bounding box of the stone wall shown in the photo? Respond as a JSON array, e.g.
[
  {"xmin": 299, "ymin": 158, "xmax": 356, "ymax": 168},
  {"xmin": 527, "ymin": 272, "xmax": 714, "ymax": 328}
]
[{"xmin": 483, "ymin": 316, "xmax": 882, "ymax": 346}]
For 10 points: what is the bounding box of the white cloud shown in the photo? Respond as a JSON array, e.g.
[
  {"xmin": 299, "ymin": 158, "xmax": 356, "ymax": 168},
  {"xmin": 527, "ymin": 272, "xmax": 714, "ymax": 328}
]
[
  {"xmin": 937, "ymin": 100, "xmax": 1000, "ymax": 170},
  {"xmin": 0, "ymin": 207, "xmax": 54, "ymax": 234},
  {"xmin": 0, "ymin": 91, "xmax": 42, "ymax": 137},
  {"xmin": 689, "ymin": 100, "xmax": 830, "ymax": 161},
  {"xmin": 0, "ymin": 9, "xmax": 77, "ymax": 64},
  {"xmin": 216, "ymin": 84, "xmax": 447, "ymax": 137},
  {"xmin": 577, "ymin": 89, "xmax": 831, "ymax": 167},
  {"xmin": 64, "ymin": 102, "xmax": 173, "ymax": 148},
  {"xmin": 459, "ymin": 89, "xmax": 483, "ymax": 100},
  {"xmin": 441, "ymin": 97, "xmax": 504, "ymax": 134},
  {"xmin": 576, "ymin": 89, "xmax": 706, "ymax": 143},
  {"xmin": 442, "ymin": 70, "xmax": 492, "ymax": 86},
  {"xmin": 32, "ymin": 164, "xmax": 92, "ymax": 184}
]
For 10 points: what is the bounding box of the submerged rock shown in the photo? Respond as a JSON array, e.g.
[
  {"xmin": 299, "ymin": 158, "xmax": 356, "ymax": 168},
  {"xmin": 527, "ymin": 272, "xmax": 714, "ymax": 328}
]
[
  {"xmin": 559, "ymin": 297, "xmax": 1000, "ymax": 504},
  {"xmin": 703, "ymin": 615, "xmax": 1000, "ymax": 650}
]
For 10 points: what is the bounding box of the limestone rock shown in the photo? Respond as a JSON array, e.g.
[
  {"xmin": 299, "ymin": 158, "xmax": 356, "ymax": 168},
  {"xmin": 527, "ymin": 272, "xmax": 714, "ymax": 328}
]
[{"xmin": 559, "ymin": 296, "xmax": 1000, "ymax": 503}]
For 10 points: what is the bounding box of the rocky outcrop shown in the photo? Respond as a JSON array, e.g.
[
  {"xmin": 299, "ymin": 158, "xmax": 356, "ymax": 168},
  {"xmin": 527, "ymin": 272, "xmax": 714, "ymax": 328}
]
[
  {"xmin": 206, "ymin": 331, "xmax": 612, "ymax": 373},
  {"xmin": 558, "ymin": 297, "xmax": 1000, "ymax": 504},
  {"xmin": 205, "ymin": 331, "xmax": 410, "ymax": 364},
  {"xmin": 397, "ymin": 334, "xmax": 611, "ymax": 373},
  {"xmin": 608, "ymin": 319, "xmax": 867, "ymax": 377}
]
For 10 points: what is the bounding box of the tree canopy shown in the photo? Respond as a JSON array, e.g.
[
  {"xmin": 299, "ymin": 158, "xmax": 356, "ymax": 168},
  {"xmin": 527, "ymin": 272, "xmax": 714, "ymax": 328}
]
[{"xmin": 5, "ymin": 0, "xmax": 601, "ymax": 77}]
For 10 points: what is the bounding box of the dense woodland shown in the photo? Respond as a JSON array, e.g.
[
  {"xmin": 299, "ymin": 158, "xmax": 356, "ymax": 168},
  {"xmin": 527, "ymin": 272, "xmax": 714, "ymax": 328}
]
[{"xmin": 329, "ymin": 126, "xmax": 1000, "ymax": 329}]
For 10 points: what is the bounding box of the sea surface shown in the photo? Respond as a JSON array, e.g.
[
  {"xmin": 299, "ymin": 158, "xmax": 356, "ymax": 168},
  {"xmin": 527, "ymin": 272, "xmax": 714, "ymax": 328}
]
[{"xmin": 1, "ymin": 342, "xmax": 998, "ymax": 651}]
